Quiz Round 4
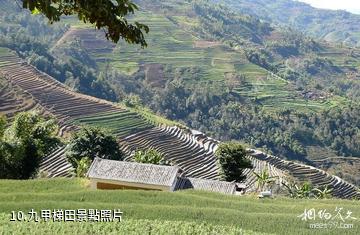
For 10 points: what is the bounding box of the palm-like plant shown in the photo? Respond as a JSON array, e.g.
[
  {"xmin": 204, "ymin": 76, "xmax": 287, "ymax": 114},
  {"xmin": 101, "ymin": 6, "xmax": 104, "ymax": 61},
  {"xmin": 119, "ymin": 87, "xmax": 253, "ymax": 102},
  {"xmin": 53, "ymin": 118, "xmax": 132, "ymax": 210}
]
[
  {"xmin": 282, "ymin": 181, "xmax": 314, "ymax": 199},
  {"xmin": 253, "ymin": 170, "xmax": 277, "ymax": 192},
  {"xmin": 282, "ymin": 181, "xmax": 300, "ymax": 198},
  {"xmin": 298, "ymin": 182, "xmax": 313, "ymax": 198},
  {"xmin": 313, "ymin": 185, "xmax": 333, "ymax": 199},
  {"xmin": 75, "ymin": 157, "xmax": 92, "ymax": 178}
]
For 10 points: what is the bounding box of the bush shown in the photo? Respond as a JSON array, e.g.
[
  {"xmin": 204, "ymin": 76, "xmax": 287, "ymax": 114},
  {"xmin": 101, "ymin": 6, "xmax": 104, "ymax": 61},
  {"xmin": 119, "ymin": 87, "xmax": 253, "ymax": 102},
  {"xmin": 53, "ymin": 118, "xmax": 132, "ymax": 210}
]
[
  {"xmin": 134, "ymin": 148, "xmax": 170, "ymax": 165},
  {"xmin": 75, "ymin": 157, "xmax": 92, "ymax": 178},
  {"xmin": 124, "ymin": 94, "xmax": 142, "ymax": 108},
  {"xmin": 215, "ymin": 142, "xmax": 252, "ymax": 182}
]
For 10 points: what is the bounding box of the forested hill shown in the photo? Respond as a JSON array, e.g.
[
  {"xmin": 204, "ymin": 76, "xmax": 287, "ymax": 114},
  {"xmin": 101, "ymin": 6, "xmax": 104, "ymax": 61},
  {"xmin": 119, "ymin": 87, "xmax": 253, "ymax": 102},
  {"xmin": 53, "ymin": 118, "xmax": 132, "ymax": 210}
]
[
  {"xmin": 213, "ymin": 0, "xmax": 360, "ymax": 47},
  {"xmin": 1, "ymin": 0, "xmax": 360, "ymax": 186}
]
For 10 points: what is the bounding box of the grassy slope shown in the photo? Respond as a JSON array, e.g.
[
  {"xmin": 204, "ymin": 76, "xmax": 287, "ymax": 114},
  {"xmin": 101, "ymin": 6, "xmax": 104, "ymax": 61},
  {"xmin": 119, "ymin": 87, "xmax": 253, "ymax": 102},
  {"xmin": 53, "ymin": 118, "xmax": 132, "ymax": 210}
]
[
  {"xmin": 0, "ymin": 215, "xmax": 264, "ymax": 235},
  {"xmin": 0, "ymin": 179, "xmax": 359, "ymax": 235}
]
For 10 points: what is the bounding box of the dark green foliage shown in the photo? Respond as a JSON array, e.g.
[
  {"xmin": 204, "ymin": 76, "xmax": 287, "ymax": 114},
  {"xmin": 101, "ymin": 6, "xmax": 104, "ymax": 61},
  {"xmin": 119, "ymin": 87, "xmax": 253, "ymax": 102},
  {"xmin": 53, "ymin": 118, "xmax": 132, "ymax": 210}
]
[
  {"xmin": 10, "ymin": 112, "xmax": 60, "ymax": 155},
  {"xmin": 245, "ymin": 48, "xmax": 275, "ymax": 71},
  {"xmin": 134, "ymin": 148, "xmax": 170, "ymax": 165},
  {"xmin": 311, "ymin": 105, "xmax": 360, "ymax": 157},
  {"xmin": 215, "ymin": 142, "xmax": 252, "ymax": 182},
  {"xmin": 124, "ymin": 94, "xmax": 142, "ymax": 108},
  {"xmin": 0, "ymin": 115, "xmax": 6, "ymax": 139},
  {"xmin": 0, "ymin": 112, "xmax": 60, "ymax": 179},
  {"xmin": 301, "ymin": 57, "xmax": 341, "ymax": 76},
  {"xmin": 22, "ymin": 0, "xmax": 149, "ymax": 46},
  {"xmin": 66, "ymin": 126, "xmax": 124, "ymax": 169},
  {"xmin": 0, "ymin": 3, "xmax": 118, "ymax": 101}
]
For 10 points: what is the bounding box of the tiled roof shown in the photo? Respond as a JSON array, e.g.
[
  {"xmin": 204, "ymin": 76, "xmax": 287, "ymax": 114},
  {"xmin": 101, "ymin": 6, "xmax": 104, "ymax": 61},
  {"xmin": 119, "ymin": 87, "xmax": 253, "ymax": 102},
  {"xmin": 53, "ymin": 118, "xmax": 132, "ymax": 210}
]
[
  {"xmin": 175, "ymin": 177, "xmax": 237, "ymax": 194},
  {"xmin": 87, "ymin": 158, "xmax": 180, "ymax": 187}
]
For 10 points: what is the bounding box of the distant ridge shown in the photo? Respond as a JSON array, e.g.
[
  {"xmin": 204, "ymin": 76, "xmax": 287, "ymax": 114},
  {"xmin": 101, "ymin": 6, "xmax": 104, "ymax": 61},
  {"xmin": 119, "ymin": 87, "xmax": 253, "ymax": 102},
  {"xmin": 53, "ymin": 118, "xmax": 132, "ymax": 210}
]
[{"xmin": 215, "ymin": 0, "xmax": 360, "ymax": 46}]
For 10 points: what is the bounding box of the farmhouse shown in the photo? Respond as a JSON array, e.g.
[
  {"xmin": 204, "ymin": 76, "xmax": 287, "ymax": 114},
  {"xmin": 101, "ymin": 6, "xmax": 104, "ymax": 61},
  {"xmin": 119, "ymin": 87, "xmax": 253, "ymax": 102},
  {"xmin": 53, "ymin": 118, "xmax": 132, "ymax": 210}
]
[
  {"xmin": 87, "ymin": 158, "xmax": 182, "ymax": 191},
  {"xmin": 87, "ymin": 158, "xmax": 244, "ymax": 195}
]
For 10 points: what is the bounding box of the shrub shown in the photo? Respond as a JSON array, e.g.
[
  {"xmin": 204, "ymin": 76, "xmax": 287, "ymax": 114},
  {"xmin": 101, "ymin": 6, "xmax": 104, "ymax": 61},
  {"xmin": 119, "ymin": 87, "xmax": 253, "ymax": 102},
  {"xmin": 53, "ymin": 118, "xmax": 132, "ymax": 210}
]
[
  {"xmin": 134, "ymin": 148, "xmax": 170, "ymax": 165},
  {"xmin": 75, "ymin": 157, "xmax": 92, "ymax": 178},
  {"xmin": 124, "ymin": 94, "xmax": 142, "ymax": 108}
]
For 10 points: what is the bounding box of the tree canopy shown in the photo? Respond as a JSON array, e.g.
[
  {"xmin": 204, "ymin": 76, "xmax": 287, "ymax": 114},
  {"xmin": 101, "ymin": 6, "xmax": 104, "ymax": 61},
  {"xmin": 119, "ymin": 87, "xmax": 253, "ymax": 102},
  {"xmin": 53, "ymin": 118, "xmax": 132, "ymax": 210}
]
[
  {"xmin": 215, "ymin": 142, "xmax": 253, "ymax": 182},
  {"xmin": 0, "ymin": 112, "xmax": 60, "ymax": 179},
  {"xmin": 21, "ymin": 0, "xmax": 149, "ymax": 46},
  {"xmin": 65, "ymin": 126, "xmax": 124, "ymax": 170},
  {"xmin": 0, "ymin": 116, "xmax": 6, "ymax": 139}
]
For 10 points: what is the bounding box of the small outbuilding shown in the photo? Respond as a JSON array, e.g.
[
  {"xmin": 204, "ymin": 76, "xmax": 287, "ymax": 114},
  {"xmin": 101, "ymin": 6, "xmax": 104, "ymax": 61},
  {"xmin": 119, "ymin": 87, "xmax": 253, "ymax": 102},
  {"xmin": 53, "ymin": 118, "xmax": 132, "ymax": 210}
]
[
  {"xmin": 175, "ymin": 177, "xmax": 246, "ymax": 195},
  {"xmin": 87, "ymin": 158, "xmax": 182, "ymax": 191}
]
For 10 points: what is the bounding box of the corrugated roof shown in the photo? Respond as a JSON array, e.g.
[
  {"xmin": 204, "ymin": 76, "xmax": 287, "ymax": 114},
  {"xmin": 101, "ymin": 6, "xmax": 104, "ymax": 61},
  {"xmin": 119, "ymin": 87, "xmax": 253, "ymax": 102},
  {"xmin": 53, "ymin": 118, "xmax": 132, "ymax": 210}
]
[
  {"xmin": 175, "ymin": 177, "xmax": 237, "ymax": 194},
  {"xmin": 87, "ymin": 158, "xmax": 180, "ymax": 187}
]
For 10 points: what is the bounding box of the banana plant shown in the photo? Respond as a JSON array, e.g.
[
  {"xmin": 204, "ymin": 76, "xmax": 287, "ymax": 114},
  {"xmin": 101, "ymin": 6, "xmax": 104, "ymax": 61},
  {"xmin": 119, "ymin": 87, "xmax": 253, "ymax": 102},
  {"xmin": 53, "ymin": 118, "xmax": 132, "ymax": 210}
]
[
  {"xmin": 75, "ymin": 157, "xmax": 92, "ymax": 178},
  {"xmin": 281, "ymin": 181, "xmax": 300, "ymax": 198},
  {"xmin": 282, "ymin": 181, "xmax": 314, "ymax": 198},
  {"xmin": 298, "ymin": 182, "xmax": 313, "ymax": 198},
  {"xmin": 313, "ymin": 185, "xmax": 333, "ymax": 199},
  {"xmin": 253, "ymin": 170, "xmax": 277, "ymax": 192}
]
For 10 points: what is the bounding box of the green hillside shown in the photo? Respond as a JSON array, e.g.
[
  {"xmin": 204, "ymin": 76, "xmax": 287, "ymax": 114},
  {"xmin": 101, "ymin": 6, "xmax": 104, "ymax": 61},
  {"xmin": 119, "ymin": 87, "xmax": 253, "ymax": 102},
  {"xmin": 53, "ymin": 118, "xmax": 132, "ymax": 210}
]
[
  {"xmin": 1, "ymin": 179, "xmax": 360, "ymax": 235},
  {"xmin": 1, "ymin": 0, "xmax": 359, "ymax": 184},
  {"xmin": 51, "ymin": 0, "xmax": 360, "ymax": 113}
]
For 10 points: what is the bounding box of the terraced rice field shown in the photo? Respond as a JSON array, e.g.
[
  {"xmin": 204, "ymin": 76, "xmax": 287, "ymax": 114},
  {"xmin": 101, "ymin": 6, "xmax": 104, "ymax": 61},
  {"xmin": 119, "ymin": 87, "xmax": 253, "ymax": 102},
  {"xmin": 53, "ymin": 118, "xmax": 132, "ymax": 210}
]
[
  {"xmin": 233, "ymin": 72, "xmax": 346, "ymax": 112},
  {"xmin": 121, "ymin": 126, "xmax": 221, "ymax": 179},
  {"xmin": 1, "ymin": 50, "xmax": 359, "ymax": 199},
  {"xmin": 52, "ymin": 10, "xmax": 353, "ymax": 113},
  {"xmin": 0, "ymin": 78, "xmax": 43, "ymax": 119},
  {"xmin": 41, "ymin": 125, "xmax": 360, "ymax": 199},
  {"xmin": 53, "ymin": 10, "xmax": 355, "ymax": 114},
  {"xmin": 72, "ymin": 111, "xmax": 154, "ymax": 137},
  {"xmin": 0, "ymin": 50, "xmax": 134, "ymax": 136},
  {"xmin": 248, "ymin": 149, "xmax": 360, "ymax": 199},
  {"xmin": 54, "ymin": 11, "xmax": 254, "ymax": 82}
]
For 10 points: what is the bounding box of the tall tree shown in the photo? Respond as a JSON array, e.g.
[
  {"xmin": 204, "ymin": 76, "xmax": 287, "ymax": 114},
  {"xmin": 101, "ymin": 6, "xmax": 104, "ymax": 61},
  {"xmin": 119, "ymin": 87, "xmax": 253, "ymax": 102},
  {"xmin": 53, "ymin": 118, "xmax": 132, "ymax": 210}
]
[
  {"xmin": 215, "ymin": 142, "xmax": 253, "ymax": 182},
  {"xmin": 65, "ymin": 126, "xmax": 124, "ymax": 170},
  {"xmin": 21, "ymin": 0, "xmax": 149, "ymax": 46}
]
